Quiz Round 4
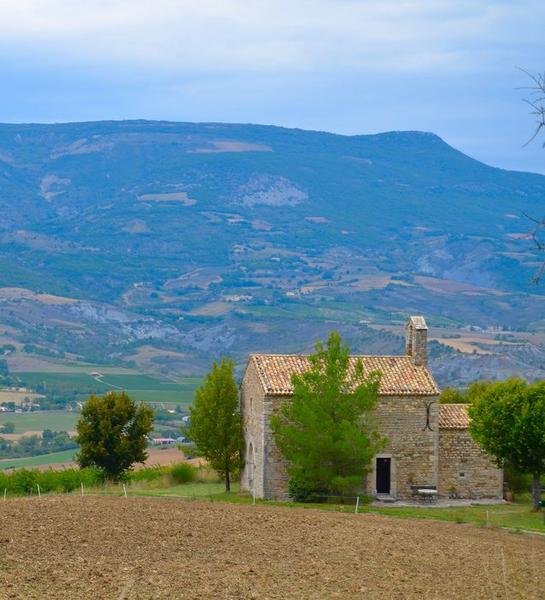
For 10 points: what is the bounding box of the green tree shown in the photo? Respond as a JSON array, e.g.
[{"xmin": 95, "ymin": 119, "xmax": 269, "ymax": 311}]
[
  {"xmin": 76, "ymin": 391, "xmax": 154, "ymax": 481},
  {"xmin": 184, "ymin": 358, "xmax": 243, "ymax": 491},
  {"xmin": 439, "ymin": 387, "xmax": 467, "ymax": 404},
  {"xmin": 466, "ymin": 380, "xmax": 492, "ymax": 403},
  {"xmin": 469, "ymin": 378, "xmax": 545, "ymax": 510},
  {"xmin": 440, "ymin": 381, "xmax": 492, "ymax": 404},
  {"xmin": 271, "ymin": 331, "xmax": 386, "ymax": 501},
  {"xmin": 0, "ymin": 421, "xmax": 15, "ymax": 434}
]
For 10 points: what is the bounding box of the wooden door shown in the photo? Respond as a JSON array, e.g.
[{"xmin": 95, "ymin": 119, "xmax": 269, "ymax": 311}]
[{"xmin": 376, "ymin": 457, "xmax": 391, "ymax": 494}]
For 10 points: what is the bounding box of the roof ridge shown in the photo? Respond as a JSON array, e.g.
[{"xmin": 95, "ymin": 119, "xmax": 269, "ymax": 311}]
[{"xmin": 250, "ymin": 353, "xmax": 420, "ymax": 359}]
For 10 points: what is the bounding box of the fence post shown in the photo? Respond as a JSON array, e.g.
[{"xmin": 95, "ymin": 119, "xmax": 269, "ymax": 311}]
[
  {"xmin": 123, "ymin": 483, "xmax": 128, "ymax": 498},
  {"xmin": 252, "ymin": 461, "xmax": 256, "ymax": 506},
  {"xmin": 486, "ymin": 509, "xmax": 489, "ymax": 527},
  {"xmin": 355, "ymin": 496, "xmax": 360, "ymax": 514},
  {"xmin": 37, "ymin": 484, "xmax": 41, "ymax": 498},
  {"xmin": 81, "ymin": 482, "xmax": 84, "ymax": 497},
  {"xmin": 3, "ymin": 488, "xmax": 6, "ymax": 501}
]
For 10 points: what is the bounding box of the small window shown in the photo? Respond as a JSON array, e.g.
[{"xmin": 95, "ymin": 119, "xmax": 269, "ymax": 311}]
[{"xmin": 458, "ymin": 472, "xmax": 467, "ymax": 479}]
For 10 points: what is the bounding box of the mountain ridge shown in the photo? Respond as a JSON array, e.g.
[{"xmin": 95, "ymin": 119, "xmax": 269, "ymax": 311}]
[{"xmin": 0, "ymin": 119, "xmax": 544, "ymax": 385}]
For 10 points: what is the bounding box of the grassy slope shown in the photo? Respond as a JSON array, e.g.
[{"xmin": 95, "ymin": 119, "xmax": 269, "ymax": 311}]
[
  {"xmin": 14, "ymin": 371, "xmax": 200, "ymax": 404},
  {"xmin": 0, "ymin": 449, "xmax": 76, "ymax": 470},
  {"xmin": 0, "ymin": 411, "xmax": 78, "ymax": 433}
]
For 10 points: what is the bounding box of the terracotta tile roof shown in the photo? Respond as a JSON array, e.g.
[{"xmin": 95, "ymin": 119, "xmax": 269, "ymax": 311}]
[
  {"xmin": 248, "ymin": 354, "xmax": 439, "ymax": 397},
  {"xmin": 439, "ymin": 404, "xmax": 471, "ymax": 430}
]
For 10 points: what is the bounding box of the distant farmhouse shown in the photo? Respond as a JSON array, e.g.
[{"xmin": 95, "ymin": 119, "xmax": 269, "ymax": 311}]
[{"xmin": 240, "ymin": 316, "xmax": 502, "ymax": 502}]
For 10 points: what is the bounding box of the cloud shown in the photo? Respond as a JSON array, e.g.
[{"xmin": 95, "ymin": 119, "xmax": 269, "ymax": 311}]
[
  {"xmin": 0, "ymin": 0, "xmax": 541, "ymax": 74},
  {"xmin": 0, "ymin": 0, "xmax": 543, "ymax": 172}
]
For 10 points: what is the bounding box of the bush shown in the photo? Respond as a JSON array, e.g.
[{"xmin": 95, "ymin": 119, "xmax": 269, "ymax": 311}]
[
  {"xmin": 288, "ymin": 476, "xmax": 327, "ymax": 503},
  {"xmin": 170, "ymin": 463, "xmax": 196, "ymax": 484},
  {"xmin": 504, "ymin": 465, "xmax": 532, "ymax": 494},
  {"xmin": 127, "ymin": 465, "xmax": 167, "ymax": 484},
  {"xmin": 0, "ymin": 466, "xmax": 104, "ymax": 496},
  {"xmin": 0, "ymin": 421, "xmax": 15, "ymax": 434},
  {"xmin": 178, "ymin": 443, "xmax": 199, "ymax": 459}
]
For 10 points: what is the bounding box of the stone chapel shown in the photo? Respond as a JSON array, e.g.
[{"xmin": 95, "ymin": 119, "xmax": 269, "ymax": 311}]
[{"xmin": 240, "ymin": 316, "xmax": 503, "ymax": 501}]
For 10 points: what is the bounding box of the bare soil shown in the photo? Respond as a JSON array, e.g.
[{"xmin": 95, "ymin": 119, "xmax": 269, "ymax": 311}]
[{"xmin": 1, "ymin": 496, "xmax": 544, "ymax": 599}]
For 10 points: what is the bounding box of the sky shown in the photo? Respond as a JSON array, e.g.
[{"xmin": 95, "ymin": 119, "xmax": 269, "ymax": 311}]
[{"xmin": 0, "ymin": 0, "xmax": 544, "ymax": 173}]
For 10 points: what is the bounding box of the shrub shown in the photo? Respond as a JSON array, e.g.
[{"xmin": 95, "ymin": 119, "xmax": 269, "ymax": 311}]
[
  {"xmin": 0, "ymin": 466, "xmax": 104, "ymax": 496},
  {"xmin": 128, "ymin": 465, "xmax": 167, "ymax": 484},
  {"xmin": 170, "ymin": 463, "xmax": 196, "ymax": 484},
  {"xmin": 504, "ymin": 465, "xmax": 533, "ymax": 494},
  {"xmin": 288, "ymin": 475, "xmax": 328, "ymax": 503}
]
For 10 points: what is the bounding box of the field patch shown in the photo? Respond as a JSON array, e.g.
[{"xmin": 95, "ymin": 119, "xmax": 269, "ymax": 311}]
[
  {"xmin": 0, "ymin": 390, "xmax": 43, "ymax": 405},
  {"xmin": 0, "ymin": 449, "xmax": 76, "ymax": 470},
  {"xmin": 11, "ymin": 371, "xmax": 200, "ymax": 405},
  {"xmin": 191, "ymin": 140, "xmax": 272, "ymax": 153},
  {"xmin": 137, "ymin": 192, "xmax": 196, "ymax": 205},
  {"xmin": 0, "ymin": 411, "xmax": 78, "ymax": 434},
  {"xmin": 188, "ymin": 301, "xmax": 233, "ymax": 316},
  {"xmin": 1, "ymin": 496, "xmax": 544, "ymax": 598},
  {"xmin": 0, "ymin": 446, "xmax": 184, "ymax": 471}
]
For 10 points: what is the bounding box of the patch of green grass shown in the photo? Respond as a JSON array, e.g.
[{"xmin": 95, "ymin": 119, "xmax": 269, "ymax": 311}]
[
  {"xmin": 100, "ymin": 374, "xmax": 176, "ymax": 390},
  {"xmin": 128, "ymin": 390, "xmax": 192, "ymax": 405},
  {"xmin": 130, "ymin": 482, "xmax": 236, "ymax": 498},
  {"xmin": 0, "ymin": 449, "xmax": 77, "ymax": 470},
  {"xmin": 0, "ymin": 411, "xmax": 78, "ymax": 433},
  {"xmin": 17, "ymin": 371, "xmax": 110, "ymax": 391},
  {"xmin": 14, "ymin": 371, "xmax": 200, "ymax": 405}
]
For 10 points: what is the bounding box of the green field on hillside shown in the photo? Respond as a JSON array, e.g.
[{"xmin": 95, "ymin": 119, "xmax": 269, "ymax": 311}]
[
  {"xmin": 0, "ymin": 411, "xmax": 78, "ymax": 433},
  {"xmin": 15, "ymin": 371, "xmax": 201, "ymax": 405},
  {"xmin": 0, "ymin": 449, "xmax": 77, "ymax": 470}
]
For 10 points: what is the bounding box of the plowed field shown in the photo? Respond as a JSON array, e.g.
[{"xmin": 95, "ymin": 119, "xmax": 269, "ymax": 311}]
[{"xmin": 1, "ymin": 496, "xmax": 544, "ymax": 599}]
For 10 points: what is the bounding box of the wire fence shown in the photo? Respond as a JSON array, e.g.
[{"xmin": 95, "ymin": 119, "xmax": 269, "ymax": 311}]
[{"xmin": 3, "ymin": 484, "xmax": 545, "ymax": 531}]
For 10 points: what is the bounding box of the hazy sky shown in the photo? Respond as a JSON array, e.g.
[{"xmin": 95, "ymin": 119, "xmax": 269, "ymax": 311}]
[{"xmin": 0, "ymin": 0, "xmax": 544, "ymax": 173}]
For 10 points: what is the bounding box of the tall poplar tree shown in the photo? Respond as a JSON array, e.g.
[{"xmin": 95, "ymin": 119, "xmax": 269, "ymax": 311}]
[
  {"xmin": 185, "ymin": 357, "xmax": 243, "ymax": 491},
  {"xmin": 271, "ymin": 331, "xmax": 386, "ymax": 501}
]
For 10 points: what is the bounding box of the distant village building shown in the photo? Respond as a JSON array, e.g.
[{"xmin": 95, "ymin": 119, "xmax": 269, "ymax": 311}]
[
  {"xmin": 240, "ymin": 316, "xmax": 503, "ymax": 502},
  {"xmin": 151, "ymin": 437, "xmax": 177, "ymax": 447}
]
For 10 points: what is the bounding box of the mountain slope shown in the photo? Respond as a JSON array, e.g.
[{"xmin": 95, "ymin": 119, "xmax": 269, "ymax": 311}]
[{"xmin": 0, "ymin": 120, "xmax": 544, "ymax": 383}]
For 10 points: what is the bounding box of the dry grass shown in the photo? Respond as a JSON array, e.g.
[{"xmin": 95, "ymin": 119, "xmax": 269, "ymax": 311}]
[
  {"xmin": 0, "ymin": 287, "xmax": 76, "ymax": 305},
  {"xmin": 430, "ymin": 337, "xmax": 495, "ymax": 354},
  {"xmin": 137, "ymin": 192, "xmax": 196, "ymax": 205},
  {"xmin": 0, "ymin": 391, "xmax": 43, "ymax": 405},
  {"xmin": 1, "ymin": 447, "xmax": 189, "ymax": 473},
  {"xmin": 1, "ymin": 496, "xmax": 544, "ymax": 599},
  {"xmin": 188, "ymin": 301, "xmax": 233, "ymax": 316},
  {"xmin": 191, "ymin": 140, "xmax": 272, "ymax": 153}
]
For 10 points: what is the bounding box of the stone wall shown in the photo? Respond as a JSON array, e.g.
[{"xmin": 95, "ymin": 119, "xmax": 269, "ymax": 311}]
[
  {"xmin": 438, "ymin": 429, "xmax": 503, "ymax": 499},
  {"xmin": 262, "ymin": 395, "xmax": 291, "ymax": 500},
  {"xmin": 243, "ymin": 375, "xmax": 502, "ymax": 501},
  {"xmin": 239, "ymin": 360, "xmax": 266, "ymax": 497},
  {"xmin": 364, "ymin": 394, "xmax": 439, "ymax": 499},
  {"xmin": 243, "ymin": 385, "xmax": 440, "ymax": 501}
]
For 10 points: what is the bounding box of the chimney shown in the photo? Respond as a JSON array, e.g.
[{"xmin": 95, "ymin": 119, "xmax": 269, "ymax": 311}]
[{"xmin": 406, "ymin": 315, "xmax": 428, "ymax": 366}]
